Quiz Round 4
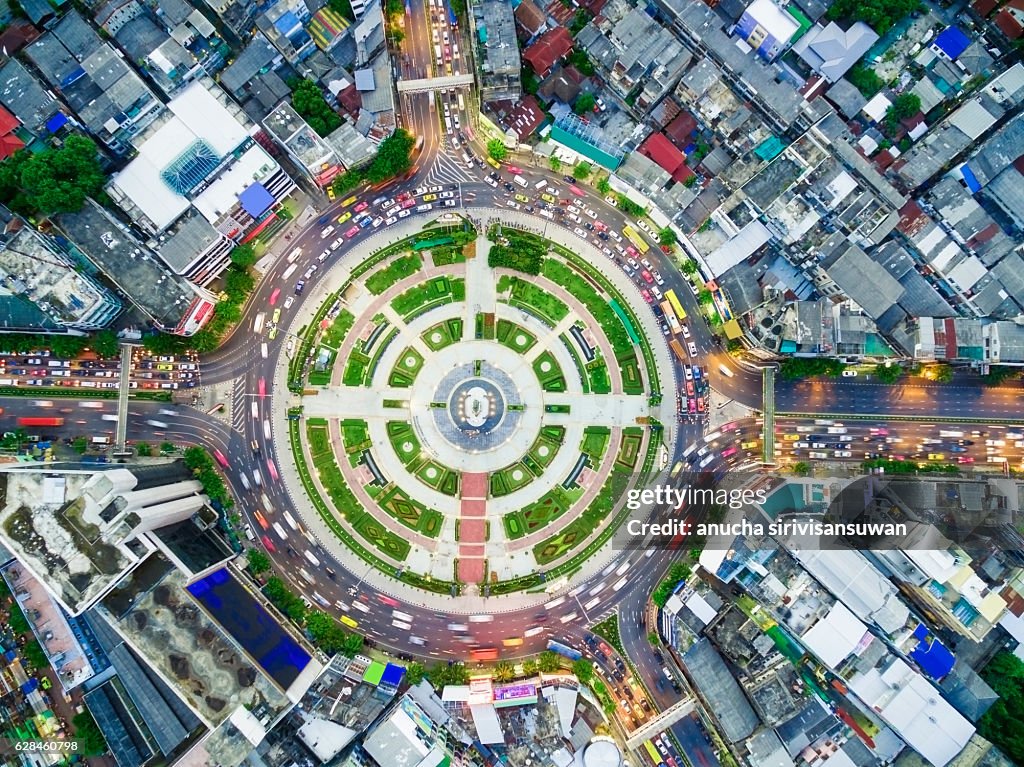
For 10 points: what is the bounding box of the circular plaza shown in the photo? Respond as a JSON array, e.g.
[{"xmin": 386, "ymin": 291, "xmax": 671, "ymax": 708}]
[{"xmin": 280, "ymin": 215, "xmax": 674, "ymax": 597}]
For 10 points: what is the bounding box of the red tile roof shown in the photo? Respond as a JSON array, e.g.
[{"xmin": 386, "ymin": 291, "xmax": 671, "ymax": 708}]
[
  {"xmin": 995, "ymin": 8, "xmax": 1024, "ymax": 37},
  {"xmin": 522, "ymin": 25, "xmax": 573, "ymax": 77},
  {"xmin": 515, "ymin": 0, "xmax": 548, "ymax": 37},
  {"xmin": 897, "ymin": 200, "xmax": 928, "ymax": 236},
  {"xmin": 0, "ymin": 106, "xmax": 23, "ymax": 161},
  {"xmin": 544, "ymin": 0, "xmax": 573, "ymax": 25},
  {"xmin": 971, "ymin": 0, "xmax": 998, "ymax": 16},
  {"xmin": 0, "ymin": 22, "xmax": 40, "ymax": 57},
  {"xmin": 638, "ymin": 132, "xmax": 693, "ymax": 183},
  {"xmin": 664, "ymin": 111, "xmax": 697, "ymax": 149},
  {"xmin": 506, "ymin": 95, "xmax": 546, "ymax": 140}
]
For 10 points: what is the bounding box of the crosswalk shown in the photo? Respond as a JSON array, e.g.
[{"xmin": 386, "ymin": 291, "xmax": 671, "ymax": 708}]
[
  {"xmin": 425, "ymin": 151, "xmax": 475, "ymax": 186},
  {"xmin": 230, "ymin": 378, "xmax": 247, "ymax": 433}
]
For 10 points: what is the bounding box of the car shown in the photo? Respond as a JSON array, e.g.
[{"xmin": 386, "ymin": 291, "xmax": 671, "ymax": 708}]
[
  {"xmin": 327, "ymin": 186, "xmax": 336, "ymax": 201},
  {"xmin": 381, "ymin": 199, "xmax": 396, "ymax": 210},
  {"xmin": 422, "ymin": 194, "xmax": 438, "ymax": 202},
  {"xmin": 641, "ymin": 289, "xmax": 653, "ymax": 304},
  {"xmin": 401, "ymin": 198, "xmax": 417, "ymax": 209},
  {"xmin": 385, "ymin": 216, "xmax": 398, "ymax": 225},
  {"xmin": 584, "ymin": 208, "xmax": 597, "ymax": 219},
  {"xmin": 573, "ymin": 227, "xmax": 588, "ymax": 238},
  {"xmin": 320, "ymin": 225, "xmax": 335, "ymax": 239},
  {"xmin": 484, "ymin": 176, "xmax": 498, "ymax": 187},
  {"xmin": 303, "ymin": 264, "xmax": 318, "ymax": 279},
  {"xmin": 398, "ymin": 209, "xmax": 411, "ymax": 218},
  {"xmin": 337, "ymin": 211, "xmax": 353, "ymax": 224},
  {"xmin": 684, "ymin": 366, "xmax": 693, "ymax": 381},
  {"xmin": 652, "ymin": 269, "xmax": 664, "ymax": 285},
  {"xmin": 563, "ymin": 175, "xmax": 576, "ymax": 184},
  {"xmin": 626, "ymin": 257, "xmax": 639, "ymax": 269},
  {"xmin": 842, "ymin": 370, "xmax": 858, "ymax": 377},
  {"xmin": 681, "ymin": 325, "xmax": 691, "ymax": 339},
  {"xmin": 928, "ymin": 453, "xmax": 945, "ymax": 460},
  {"xmin": 371, "ymin": 216, "xmax": 384, "ymax": 228},
  {"xmin": 318, "ymin": 248, "xmax": 331, "ymax": 261},
  {"xmin": 440, "ymin": 191, "xmax": 455, "ymax": 199},
  {"xmin": 640, "ymin": 270, "xmax": 654, "ymax": 284},
  {"xmin": 354, "ymin": 201, "xmax": 369, "ymax": 212},
  {"xmin": 641, "ymin": 258, "xmax": 653, "ymax": 269},
  {"xmin": 294, "ymin": 281, "xmax": 305, "ymax": 294},
  {"xmin": 331, "ymin": 237, "xmax": 344, "ymax": 250},
  {"xmin": 687, "ymin": 342, "xmax": 697, "ymax": 356},
  {"xmin": 345, "ymin": 225, "xmax": 360, "ymax": 237},
  {"xmin": 358, "ymin": 215, "xmax": 373, "ymax": 228}
]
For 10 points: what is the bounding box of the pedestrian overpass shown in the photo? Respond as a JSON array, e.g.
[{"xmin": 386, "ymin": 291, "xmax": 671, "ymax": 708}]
[
  {"xmin": 625, "ymin": 697, "xmax": 696, "ymax": 750},
  {"xmin": 397, "ymin": 73, "xmax": 474, "ymax": 93}
]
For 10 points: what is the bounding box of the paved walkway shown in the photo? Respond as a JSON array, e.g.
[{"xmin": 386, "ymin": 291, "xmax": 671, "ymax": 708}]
[
  {"xmin": 270, "ymin": 209, "xmax": 677, "ymax": 611},
  {"xmin": 458, "ymin": 472, "xmax": 487, "ymax": 583}
]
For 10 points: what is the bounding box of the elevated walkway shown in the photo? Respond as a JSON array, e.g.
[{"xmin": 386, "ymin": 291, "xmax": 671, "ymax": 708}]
[{"xmin": 397, "ymin": 74, "xmax": 474, "ymax": 93}]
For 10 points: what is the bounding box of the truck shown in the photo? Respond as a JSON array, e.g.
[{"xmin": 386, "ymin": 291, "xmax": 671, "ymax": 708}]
[
  {"xmin": 669, "ymin": 339, "xmax": 687, "ymax": 364},
  {"xmin": 939, "ymin": 430, "xmax": 964, "ymax": 438},
  {"xmin": 17, "ymin": 417, "xmax": 64, "ymax": 427}
]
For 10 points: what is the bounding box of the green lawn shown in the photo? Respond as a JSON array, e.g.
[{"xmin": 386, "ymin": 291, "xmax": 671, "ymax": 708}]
[
  {"xmin": 504, "ymin": 485, "xmax": 581, "ymax": 540},
  {"xmin": 377, "ymin": 485, "xmax": 445, "ymax": 537},
  {"xmin": 342, "ymin": 348, "xmax": 370, "ymax": 386},
  {"xmin": 490, "ymin": 463, "xmax": 536, "ymax": 498},
  {"xmin": 580, "ymin": 426, "xmax": 611, "ymax": 463},
  {"xmin": 323, "ymin": 310, "xmax": 355, "ymax": 347},
  {"xmin": 497, "ymin": 275, "xmax": 569, "ymax": 325},
  {"xmin": 496, "ymin": 319, "xmax": 537, "ymax": 353},
  {"xmin": 532, "ymin": 350, "xmax": 566, "ymax": 392},
  {"xmin": 365, "ymin": 254, "xmax": 422, "ymax": 294},
  {"xmin": 431, "ymin": 246, "xmax": 466, "ymax": 266},
  {"xmin": 386, "ymin": 421, "xmax": 421, "ymax": 465},
  {"xmin": 392, "ymin": 277, "xmax": 465, "ymax": 321},
  {"xmin": 422, "ymin": 318, "xmax": 464, "ymax": 350},
  {"xmin": 388, "ymin": 347, "xmax": 424, "ymax": 387}
]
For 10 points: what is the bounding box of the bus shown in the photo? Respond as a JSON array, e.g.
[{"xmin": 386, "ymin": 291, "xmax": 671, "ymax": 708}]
[
  {"xmin": 660, "ymin": 301, "xmax": 681, "ymax": 334},
  {"xmin": 669, "ymin": 339, "xmax": 687, "ymax": 364},
  {"xmin": 253, "ymin": 312, "xmax": 266, "ymax": 334},
  {"xmin": 17, "ymin": 417, "xmax": 63, "ymax": 427},
  {"xmin": 664, "ymin": 289, "xmax": 686, "ymax": 321},
  {"xmin": 546, "ymin": 640, "xmax": 582, "ymax": 661},
  {"xmin": 470, "ymin": 647, "xmax": 499, "ymax": 661},
  {"xmin": 502, "ymin": 637, "xmax": 524, "ymax": 647},
  {"xmin": 568, "ymin": 185, "xmax": 585, "ymax": 197},
  {"xmin": 341, "ymin": 195, "xmax": 358, "ymax": 207},
  {"xmin": 213, "ymin": 449, "xmax": 230, "ymax": 468},
  {"xmin": 622, "ymin": 224, "xmax": 650, "ymax": 254},
  {"xmin": 457, "ymin": 93, "xmax": 465, "ymax": 111},
  {"xmin": 644, "ymin": 741, "xmax": 661, "ymax": 766},
  {"xmin": 281, "ymin": 263, "xmax": 298, "ymax": 281}
]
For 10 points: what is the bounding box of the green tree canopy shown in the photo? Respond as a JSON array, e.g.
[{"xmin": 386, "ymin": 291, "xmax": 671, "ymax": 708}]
[
  {"xmin": 549, "ymin": 156, "xmax": 562, "ymax": 171},
  {"xmin": 136, "ymin": 442, "xmax": 152, "ymax": 457},
  {"xmin": 487, "ymin": 139, "xmax": 508, "ymax": 162},
  {"xmin": 891, "ymin": 92, "xmax": 922, "ymax": 120},
  {"xmin": 0, "ymin": 136, "xmax": 107, "ymax": 216},
  {"xmin": 791, "ymin": 462, "xmax": 811, "ymax": 476},
  {"xmin": 826, "ymin": 0, "xmax": 921, "ymax": 32},
  {"xmin": 290, "ymin": 78, "xmax": 342, "ymax": 137},
  {"xmin": 779, "ymin": 358, "xmax": 844, "ymax": 379},
  {"xmin": 72, "ymin": 436, "xmax": 88, "ymax": 454},
  {"xmin": 572, "ymin": 161, "xmax": 592, "ymax": 180},
  {"xmin": 572, "ymin": 659, "xmax": 594, "ymax": 683},
  {"xmin": 596, "ymin": 176, "xmax": 611, "ymax": 195},
  {"xmin": 247, "ymin": 549, "xmax": 271, "ymax": 575},
  {"xmin": 91, "ymin": 329, "xmax": 120, "ymax": 357},
  {"xmin": 658, "ymin": 227, "xmax": 677, "ymax": 246},
  {"xmin": 230, "ymin": 244, "xmax": 257, "ymax": 268},
  {"xmin": 574, "ymin": 93, "xmax": 596, "ymax": 115},
  {"xmin": 847, "ymin": 64, "xmax": 884, "ymax": 97},
  {"xmin": 406, "ymin": 661, "xmax": 426, "ymax": 685},
  {"xmin": 538, "ymin": 651, "xmax": 561, "ymax": 673},
  {"xmin": 72, "ymin": 710, "xmax": 109, "ymax": 756},
  {"xmin": 980, "ymin": 651, "xmax": 1024, "ymax": 764},
  {"xmin": 874, "ymin": 363, "xmax": 902, "ymax": 384},
  {"xmin": 616, "ymin": 195, "xmax": 644, "ymax": 216}
]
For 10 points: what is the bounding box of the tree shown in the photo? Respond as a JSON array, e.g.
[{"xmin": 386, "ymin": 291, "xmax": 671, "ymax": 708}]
[
  {"xmin": 983, "ymin": 365, "xmax": 1020, "ymax": 387},
  {"xmin": 21, "ymin": 638, "xmax": 48, "ymax": 671},
  {"xmin": 247, "ymin": 549, "xmax": 271, "ymax": 575},
  {"xmin": 91, "ymin": 329, "xmax": 120, "ymax": 357},
  {"xmin": 679, "ymin": 259, "xmax": 697, "ymax": 276},
  {"xmin": 328, "ymin": 0, "xmax": 353, "ymax": 18},
  {"xmin": 779, "ymin": 358, "xmax": 845, "ymax": 379},
  {"xmin": 290, "ymin": 78, "xmax": 342, "ymax": 137},
  {"xmin": 874, "ymin": 363, "xmax": 902, "ymax": 384},
  {"xmin": 538, "ymin": 651, "xmax": 561, "ymax": 673},
  {"xmin": 364, "ymin": 129, "xmax": 415, "ymax": 183},
  {"xmin": 980, "ymin": 651, "xmax": 1024, "ymax": 764},
  {"xmin": 616, "ymin": 194, "xmax": 644, "ymax": 216},
  {"xmin": 487, "ymin": 139, "xmax": 508, "ymax": 162},
  {"xmin": 263, "ymin": 577, "xmax": 307, "ymax": 623},
  {"xmin": 136, "ymin": 442, "xmax": 152, "ymax": 457},
  {"xmin": 161, "ymin": 441, "xmax": 177, "ymax": 454},
  {"xmin": 825, "ymin": 0, "xmax": 921, "ymax": 32},
  {"xmin": 567, "ymin": 49, "xmax": 595, "ymax": 76},
  {"xmin": 72, "ymin": 711, "xmax": 109, "ymax": 757},
  {"xmin": 791, "ymin": 462, "xmax": 811, "ymax": 476},
  {"xmin": 847, "ymin": 64, "xmax": 884, "ymax": 97},
  {"xmin": 572, "ymin": 161, "xmax": 592, "ymax": 180},
  {"xmin": 931, "ymin": 363, "xmax": 953, "ymax": 383},
  {"xmin": 406, "ymin": 662, "xmax": 426, "ymax": 685},
  {"xmin": 549, "ymin": 156, "xmax": 562, "ymax": 172},
  {"xmin": 889, "ymin": 92, "xmax": 922, "ymax": 122},
  {"xmin": 72, "ymin": 436, "xmax": 88, "ymax": 454},
  {"xmin": 2, "ymin": 136, "xmax": 107, "ymax": 216},
  {"xmin": 658, "ymin": 227, "xmax": 677, "ymax": 247},
  {"xmin": 647, "ymin": 632, "xmax": 660, "ymax": 645},
  {"xmin": 522, "ymin": 659, "xmax": 537, "ymax": 676},
  {"xmin": 574, "ymin": 92, "xmax": 596, "ymax": 115},
  {"xmin": 697, "ymin": 289, "xmax": 714, "ymax": 306},
  {"xmin": 572, "ymin": 659, "xmax": 594, "ymax": 683},
  {"xmin": 494, "ymin": 661, "xmax": 515, "ymax": 682},
  {"xmin": 230, "ymin": 244, "xmax": 257, "ymax": 268}
]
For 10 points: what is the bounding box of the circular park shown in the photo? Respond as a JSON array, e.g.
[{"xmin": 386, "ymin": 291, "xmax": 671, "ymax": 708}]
[{"xmin": 281, "ymin": 214, "xmax": 673, "ymax": 597}]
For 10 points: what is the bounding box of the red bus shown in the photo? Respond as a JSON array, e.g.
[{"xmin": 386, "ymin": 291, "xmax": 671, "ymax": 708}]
[
  {"xmin": 17, "ymin": 417, "xmax": 64, "ymax": 427},
  {"xmin": 258, "ymin": 377, "xmax": 266, "ymax": 398},
  {"xmin": 471, "ymin": 647, "xmax": 499, "ymax": 661},
  {"xmin": 569, "ymin": 185, "xmax": 585, "ymax": 197},
  {"xmin": 269, "ymin": 288, "xmax": 281, "ymax": 306},
  {"xmin": 213, "ymin": 449, "xmax": 229, "ymax": 468}
]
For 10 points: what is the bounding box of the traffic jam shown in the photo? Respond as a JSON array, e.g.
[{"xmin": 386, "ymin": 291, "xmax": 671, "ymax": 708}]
[{"xmin": 0, "ymin": 350, "xmax": 199, "ymax": 391}]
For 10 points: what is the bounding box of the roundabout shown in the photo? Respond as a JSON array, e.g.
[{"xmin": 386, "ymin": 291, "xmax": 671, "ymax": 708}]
[{"xmin": 277, "ymin": 213, "xmax": 675, "ymax": 602}]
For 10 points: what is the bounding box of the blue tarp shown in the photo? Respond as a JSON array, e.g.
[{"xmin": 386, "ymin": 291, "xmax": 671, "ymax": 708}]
[
  {"xmin": 239, "ymin": 182, "xmax": 275, "ymax": 217},
  {"xmin": 21, "ymin": 678, "xmax": 38, "ymax": 694},
  {"xmin": 910, "ymin": 623, "xmax": 955, "ymax": 680},
  {"xmin": 934, "ymin": 26, "xmax": 970, "ymax": 60},
  {"xmin": 381, "ymin": 663, "xmax": 405, "ymax": 686},
  {"xmin": 961, "ymin": 164, "xmax": 981, "ymax": 193},
  {"xmin": 45, "ymin": 112, "xmax": 68, "ymax": 134}
]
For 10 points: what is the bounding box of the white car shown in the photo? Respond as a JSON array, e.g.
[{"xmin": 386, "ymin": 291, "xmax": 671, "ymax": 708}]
[
  {"xmin": 568, "ymin": 213, "xmax": 582, "ymax": 223},
  {"xmin": 385, "ymin": 216, "xmax": 398, "ymax": 225},
  {"xmin": 573, "ymin": 227, "xmax": 588, "ymax": 238},
  {"xmin": 398, "ymin": 209, "xmax": 411, "ymax": 218},
  {"xmin": 331, "ymin": 237, "xmax": 344, "ymax": 250},
  {"xmin": 381, "ymin": 199, "xmax": 396, "ymax": 210},
  {"xmin": 440, "ymin": 191, "xmax": 455, "ymax": 199},
  {"xmin": 371, "ymin": 216, "xmax": 384, "ymax": 228},
  {"xmin": 484, "ymin": 176, "xmax": 498, "ymax": 187},
  {"xmin": 842, "ymin": 370, "xmax": 857, "ymax": 377},
  {"xmin": 681, "ymin": 325, "xmax": 691, "ymax": 339},
  {"xmin": 687, "ymin": 342, "xmax": 697, "ymax": 356},
  {"xmin": 684, "ymin": 366, "xmax": 693, "ymax": 381},
  {"xmin": 283, "ymin": 296, "xmax": 295, "ymax": 309},
  {"xmin": 585, "ymin": 208, "xmax": 597, "ymax": 219}
]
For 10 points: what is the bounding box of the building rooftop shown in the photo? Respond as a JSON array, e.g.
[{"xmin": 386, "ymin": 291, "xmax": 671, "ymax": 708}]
[
  {"xmin": 220, "ymin": 34, "xmax": 281, "ymax": 97},
  {"xmin": 793, "ymin": 21, "xmax": 878, "ymax": 82},
  {"xmin": 0, "ymin": 59, "xmax": 60, "ymax": 133},
  {"xmin": 522, "ymin": 26, "xmax": 573, "ymax": 78},
  {"xmin": 55, "ymin": 199, "xmax": 205, "ymax": 332},
  {"xmin": 681, "ymin": 639, "xmax": 759, "ymax": 742}
]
